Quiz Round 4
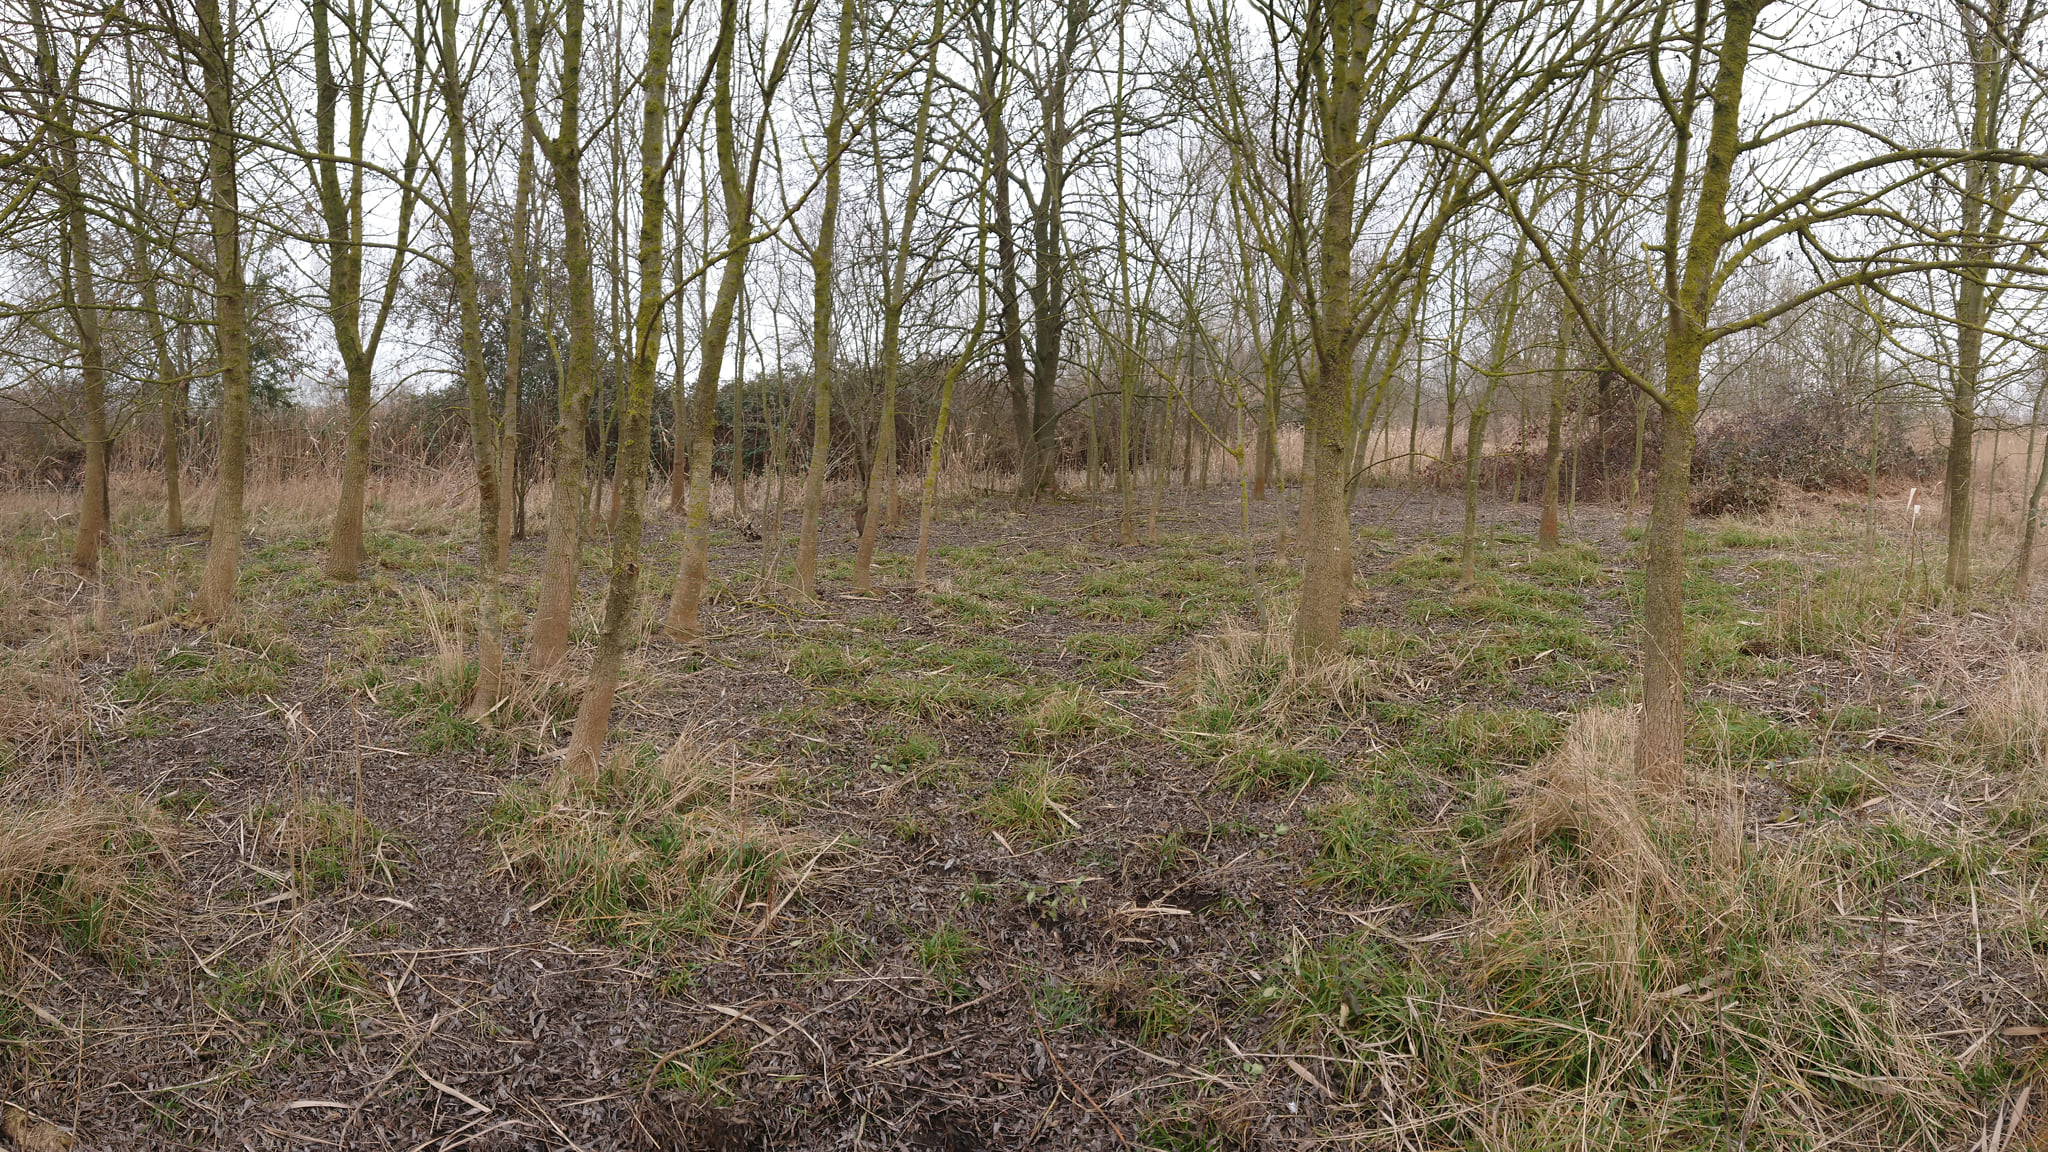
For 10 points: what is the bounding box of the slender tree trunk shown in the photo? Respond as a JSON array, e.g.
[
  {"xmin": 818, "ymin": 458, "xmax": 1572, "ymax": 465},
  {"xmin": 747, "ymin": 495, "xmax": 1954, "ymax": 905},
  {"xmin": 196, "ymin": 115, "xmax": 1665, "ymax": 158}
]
[
  {"xmin": 666, "ymin": 0, "xmax": 769, "ymax": 640},
  {"xmin": 1463, "ymin": 251, "xmax": 1526, "ymax": 584},
  {"xmin": 57, "ymin": 137, "xmax": 107, "ymax": 576},
  {"xmin": 499, "ymin": 102, "xmax": 535, "ymax": 569},
  {"xmin": 2018, "ymin": 396, "xmax": 2048, "ymax": 599},
  {"xmin": 34, "ymin": 4, "xmax": 109, "ymax": 576},
  {"xmin": 314, "ymin": 0, "xmax": 370, "ymax": 582},
  {"xmin": 439, "ymin": 0, "xmax": 506, "ymax": 717},
  {"xmin": 974, "ymin": 0, "xmax": 1031, "ymax": 496},
  {"xmin": 1637, "ymin": 0, "xmax": 1760, "ymax": 783},
  {"xmin": 1025, "ymin": 15, "xmax": 1078, "ymax": 498},
  {"xmin": 564, "ymin": 0, "xmax": 672, "ymax": 774},
  {"xmin": 916, "ymin": 182, "xmax": 990, "ymax": 585},
  {"xmin": 193, "ymin": 0, "xmax": 252, "ymax": 623},
  {"xmin": 1540, "ymin": 74, "xmax": 1603, "ymax": 549},
  {"xmin": 137, "ymin": 235, "xmax": 183, "ymax": 535},
  {"xmin": 1944, "ymin": 10, "xmax": 2010, "ymax": 594},
  {"xmin": 732, "ymin": 324, "xmax": 749, "ymax": 522},
  {"xmin": 796, "ymin": 0, "xmax": 857, "ymax": 598},
  {"xmin": 1538, "ymin": 322, "xmax": 1569, "ymax": 549},
  {"xmin": 857, "ymin": 9, "xmax": 943, "ymax": 589},
  {"xmin": 527, "ymin": 0, "xmax": 599, "ymax": 669}
]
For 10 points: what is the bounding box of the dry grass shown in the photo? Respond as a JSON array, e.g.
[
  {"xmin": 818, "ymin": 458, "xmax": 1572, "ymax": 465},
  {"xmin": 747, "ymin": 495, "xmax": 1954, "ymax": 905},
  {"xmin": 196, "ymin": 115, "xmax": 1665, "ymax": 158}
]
[
  {"xmin": 409, "ymin": 585, "xmax": 472, "ymax": 702},
  {"xmin": 0, "ymin": 787, "xmax": 174, "ymax": 968},
  {"xmin": 1409, "ymin": 706, "xmax": 1979, "ymax": 1148},
  {"xmin": 1490, "ymin": 707, "xmax": 1688, "ymax": 909},
  {"xmin": 488, "ymin": 729, "xmax": 821, "ymax": 946},
  {"xmin": 1971, "ymin": 655, "xmax": 2048, "ymax": 815},
  {"xmin": 1181, "ymin": 611, "xmax": 1394, "ymax": 728}
]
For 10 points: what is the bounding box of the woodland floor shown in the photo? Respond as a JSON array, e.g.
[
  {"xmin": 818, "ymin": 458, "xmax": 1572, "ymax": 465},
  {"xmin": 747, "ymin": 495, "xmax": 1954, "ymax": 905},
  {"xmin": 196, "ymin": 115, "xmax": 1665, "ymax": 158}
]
[{"xmin": 2, "ymin": 473, "xmax": 2046, "ymax": 1150}]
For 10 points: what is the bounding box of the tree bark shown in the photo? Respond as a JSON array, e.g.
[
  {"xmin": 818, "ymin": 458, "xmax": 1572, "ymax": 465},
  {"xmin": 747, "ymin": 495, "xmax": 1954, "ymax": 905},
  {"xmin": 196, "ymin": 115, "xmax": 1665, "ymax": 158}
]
[
  {"xmin": 137, "ymin": 233, "xmax": 183, "ymax": 536},
  {"xmin": 34, "ymin": 4, "xmax": 110, "ymax": 577},
  {"xmin": 1290, "ymin": 0, "xmax": 1377, "ymax": 660},
  {"xmin": 856, "ymin": 9, "xmax": 944, "ymax": 589},
  {"xmin": 499, "ymin": 72, "xmax": 537, "ymax": 569},
  {"xmin": 525, "ymin": 0, "xmax": 600, "ymax": 669},
  {"xmin": 193, "ymin": 0, "xmax": 252, "ymax": 623},
  {"xmin": 440, "ymin": 0, "xmax": 507, "ymax": 718},
  {"xmin": 796, "ymin": 0, "xmax": 858, "ymax": 598},
  {"xmin": 972, "ymin": 0, "xmax": 1031, "ymax": 495},
  {"xmin": 314, "ymin": 0, "xmax": 418, "ymax": 582},
  {"xmin": 666, "ymin": 0, "xmax": 773, "ymax": 640},
  {"xmin": 1462, "ymin": 251, "xmax": 1526, "ymax": 584},
  {"xmin": 1637, "ymin": 0, "xmax": 1760, "ymax": 783},
  {"xmin": 564, "ymin": 0, "xmax": 672, "ymax": 775},
  {"xmin": 57, "ymin": 134, "xmax": 108, "ymax": 577}
]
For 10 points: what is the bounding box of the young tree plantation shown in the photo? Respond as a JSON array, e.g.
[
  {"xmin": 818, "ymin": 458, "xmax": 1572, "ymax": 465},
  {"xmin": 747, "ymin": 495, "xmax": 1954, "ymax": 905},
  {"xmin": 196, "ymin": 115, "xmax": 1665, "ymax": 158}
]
[{"xmin": 3, "ymin": 0, "xmax": 2048, "ymax": 1146}]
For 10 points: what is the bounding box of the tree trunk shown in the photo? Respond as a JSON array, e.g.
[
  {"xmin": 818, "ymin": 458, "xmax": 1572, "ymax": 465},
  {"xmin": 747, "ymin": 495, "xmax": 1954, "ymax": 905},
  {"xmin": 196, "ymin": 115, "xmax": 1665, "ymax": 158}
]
[
  {"xmin": 526, "ymin": 0, "xmax": 599, "ymax": 669},
  {"xmin": 1290, "ymin": 0, "xmax": 1375, "ymax": 660},
  {"xmin": 564, "ymin": 0, "xmax": 672, "ymax": 775},
  {"xmin": 666, "ymin": 0, "xmax": 767, "ymax": 641},
  {"xmin": 916, "ymin": 175, "xmax": 991, "ymax": 585},
  {"xmin": 57, "ymin": 138, "xmax": 107, "ymax": 577},
  {"xmin": 1538, "ymin": 321, "xmax": 1569, "ymax": 548},
  {"xmin": 1462, "ymin": 251, "xmax": 1526, "ymax": 583},
  {"xmin": 973, "ymin": 0, "xmax": 1031, "ymax": 497},
  {"xmin": 1636, "ymin": 0, "xmax": 1760, "ymax": 783},
  {"xmin": 35, "ymin": 3, "xmax": 110, "ymax": 576},
  {"xmin": 439, "ymin": 0, "xmax": 506, "ymax": 717},
  {"xmin": 137, "ymin": 236, "xmax": 183, "ymax": 535},
  {"xmin": 857, "ymin": 11, "xmax": 942, "ymax": 589},
  {"xmin": 193, "ymin": 0, "xmax": 252, "ymax": 623},
  {"xmin": 795, "ymin": 0, "xmax": 856, "ymax": 599},
  {"xmin": 1944, "ymin": 5, "xmax": 2014, "ymax": 594},
  {"xmin": 499, "ymin": 88, "xmax": 536, "ymax": 570},
  {"xmin": 2018, "ymin": 415, "xmax": 2048, "ymax": 599}
]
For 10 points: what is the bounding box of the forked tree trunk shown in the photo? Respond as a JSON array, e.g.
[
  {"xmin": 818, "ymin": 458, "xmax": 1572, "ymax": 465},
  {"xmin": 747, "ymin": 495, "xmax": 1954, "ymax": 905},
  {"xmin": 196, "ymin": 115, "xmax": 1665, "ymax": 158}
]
[
  {"xmin": 314, "ymin": 0, "xmax": 367, "ymax": 582},
  {"xmin": 1636, "ymin": 0, "xmax": 1759, "ymax": 783},
  {"xmin": 314, "ymin": 0, "xmax": 423, "ymax": 584}
]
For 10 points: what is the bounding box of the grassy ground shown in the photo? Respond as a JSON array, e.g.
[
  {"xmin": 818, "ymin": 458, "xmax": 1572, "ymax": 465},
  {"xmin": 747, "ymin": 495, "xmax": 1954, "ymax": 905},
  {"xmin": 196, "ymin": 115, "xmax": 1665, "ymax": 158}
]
[{"xmin": 0, "ymin": 470, "xmax": 2043, "ymax": 1150}]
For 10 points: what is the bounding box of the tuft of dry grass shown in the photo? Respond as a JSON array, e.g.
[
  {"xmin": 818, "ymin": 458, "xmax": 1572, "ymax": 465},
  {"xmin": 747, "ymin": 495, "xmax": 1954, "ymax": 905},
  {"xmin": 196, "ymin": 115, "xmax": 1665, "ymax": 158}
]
[
  {"xmin": 409, "ymin": 585, "xmax": 472, "ymax": 703},
  {"xmin": 976, "ymin": 760, "xmax": 1086, "ymax": 841},
  {"xmin": 1971, "ymin": 654, "xmax": 2048, "ymax": 814},
  {"xmin": 1181, "ymin": 612, "xmax": 1393, "ymax": 728},
  {"xmin": 255, "ymin": 799, "xmax": 402, "ymax": 892},
  {"xmin": 1489, "ymin": 706, "xmax": 1683, "ymax": 908},
  {"xmin": 489, "ymin": 729, "xmax": 821, "ymax": 946},
  {"xmin": 0, "ymin": 788, "xmax": 174, "ymax": 968}
]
